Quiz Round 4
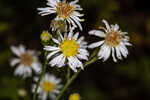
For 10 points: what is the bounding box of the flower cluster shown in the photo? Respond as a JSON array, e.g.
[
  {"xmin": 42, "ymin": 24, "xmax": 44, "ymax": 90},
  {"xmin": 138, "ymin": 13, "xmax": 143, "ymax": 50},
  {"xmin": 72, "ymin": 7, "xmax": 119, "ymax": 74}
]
[{"xmin": 9, "ymin": 0, "xmax": 132, "ymax": 100}]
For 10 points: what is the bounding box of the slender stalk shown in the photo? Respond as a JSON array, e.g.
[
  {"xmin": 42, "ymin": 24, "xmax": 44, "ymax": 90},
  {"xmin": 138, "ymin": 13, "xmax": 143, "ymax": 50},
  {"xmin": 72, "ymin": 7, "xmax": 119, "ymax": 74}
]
[
  {"xmin": 66, "ymin": 66, "xmax": 70, "ymax": 82},
  {"xmin": 55, "ymin": 56, "xmax": 98, "ymax": 100},
  {"xmin": 33, "ymin": 52, "xmax": 48, "ymax": 100}
]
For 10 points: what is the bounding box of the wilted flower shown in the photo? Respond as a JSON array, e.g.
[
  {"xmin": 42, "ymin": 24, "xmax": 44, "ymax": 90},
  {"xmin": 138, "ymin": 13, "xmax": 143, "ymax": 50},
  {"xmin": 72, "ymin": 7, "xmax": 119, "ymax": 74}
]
[
  {"xmin": 37, "ymin": 0, "xmax": 84, "ymax": 30},
  {"xmin": 89, "ymin": 19, "xmax": 132, "ymax": 62}
]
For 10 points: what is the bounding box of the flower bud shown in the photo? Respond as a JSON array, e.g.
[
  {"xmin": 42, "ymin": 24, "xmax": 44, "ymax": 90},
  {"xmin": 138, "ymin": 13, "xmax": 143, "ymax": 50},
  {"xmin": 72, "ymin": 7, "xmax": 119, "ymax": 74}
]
[
  {"xmin": 40, "ymin": 31, "xmax": 51, "ymax": 42},
  {"xmin": 69, "ymin": 93, "xmax": 80, "ymax": 100},
  {"xmin": 50, "ymin": 18, "xmax": 67, "ymax": 32}
]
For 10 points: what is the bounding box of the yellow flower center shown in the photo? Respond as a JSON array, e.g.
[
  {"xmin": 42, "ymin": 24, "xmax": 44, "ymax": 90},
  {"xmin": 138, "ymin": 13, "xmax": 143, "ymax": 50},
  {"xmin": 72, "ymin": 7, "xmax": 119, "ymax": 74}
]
[
  {"xmin": 42, "ymin": 81, "xmax": 55, "ymax": 92},
  {"xmin": 59, "ymin": 39, "xmax": 79, "ymax": 57},
  {"xmin": 57, "ymin": 2, "xmax": 76, "ymax": 19},
  {"xmin": 20, "ymin": 53, "xmax": 33, "ymax": 66},
  {"xmin": 69, "ymin": 93, "xmax": 80, "ymax": 100},
  {"xmin": 105, "ymin": 31, "xmax": 122, "ymax": 47}
]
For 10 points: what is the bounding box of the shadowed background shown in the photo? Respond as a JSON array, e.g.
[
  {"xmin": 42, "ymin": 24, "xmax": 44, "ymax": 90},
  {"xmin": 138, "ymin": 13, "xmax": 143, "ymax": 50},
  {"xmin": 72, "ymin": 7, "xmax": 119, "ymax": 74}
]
[{"xmin": 0, "ymin": 0, "xmax": 150, "ymax": 100}]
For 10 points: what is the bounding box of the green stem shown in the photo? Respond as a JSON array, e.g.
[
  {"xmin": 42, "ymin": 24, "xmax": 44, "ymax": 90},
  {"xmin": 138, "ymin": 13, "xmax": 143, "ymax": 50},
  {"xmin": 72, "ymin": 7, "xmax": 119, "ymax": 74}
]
[
  {"xmin": 66, "ymin": 66, "xmax": 70, "ymax": 81},
  {"xmin": 55, "ymin": 56, "xmax": 98, "ymax": 100},
  {"xmin": 33, "ymin": 52, "xmax": 48, "ymax": 100}
]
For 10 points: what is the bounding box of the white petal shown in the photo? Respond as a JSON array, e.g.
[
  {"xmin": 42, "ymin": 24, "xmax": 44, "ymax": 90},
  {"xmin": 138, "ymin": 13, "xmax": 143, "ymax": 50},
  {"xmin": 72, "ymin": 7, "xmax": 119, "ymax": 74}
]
[
  {"xmin": 23, "ymin": 67, "xmax": 32, "ymax": 78},
  {"xmin": 118, "ymin": 44, "xmax": 128, "ymax": 58},
  {"xmin": 68, "ymin": 56, "xmax": 83, "ymax": 72},
  {"xmin": 52, "ymin": 38, "xmax": 60, "ymax": 44},
  {"xmin": 10, "ymin": 58, "xmax": 20, "ymax": 66},
  {"xmin": 44, "ymin": 46, "xmax": 59, "ymax": 51},
  {"xmin": 32, "ymin": 62, "xmax": 42, "ymax": 74},
  {"xmin": 40, "ymin": 93, "xmax": 48, "ymax": 100},
  {"xmin": 115, "ymin": 47, "xmax": 122, "ymax": 60},
  {"xmin": 124, "ymin": 42, "xmax": 132, "ymax": 46},
  {"xmin": 19, "ymin": 44, "xmax": 26, "ymax": 54},
  {"xmin": 67, "ymin": 18, "xmax": 77, "ymax": 29},
  {"xmin": 68, "ymin": 31, "xmax": 73, "ymax": 39},
  {"xmin": 98, "ymin": 45, "xmax": 111, "ymax": 61},
  {"xmin": 70, "ymin": 16, "xmax": 83, "ymax": 30},
  {"xmin": 89, "ymin": 30, "xmax": 105, "ymax": 37},
  {"xmin": 50, "ymin": 54, "xmax": 64, "ymax": 67},
  {"xmin": 88, "ymin": 41, "xmax": 104, "ymax": 48},
  {"xmin": 102, "ymin": 19, "xmax": 110, "ymax": 31},
  {"xmin": 77, "ymin": 53, "xmax": 88, "ymax": 60},
  {"xmin": 47, "ymin": 50, "xmax": 60, "ymax": 59},
  {"xmin": 37, "ymin": 7, "xmax": 56, "ymax": 16},
  {"xmin": 103, "ymin": 46, "xmax": 111, "ymax": 61},
  {"xmin": 68, "ymin": 57, "xmax": 77, "ymax": 72},
  {"xmin": 11, "ymin": 46, "xmax": 22, "ymax": 57},
  {"xmin": 70, "ymin": 0, "xmax": 79, "ymax": 5},
  {"xmin": 114, "ymin": 24, "xmax": 119, "ymax": 31},
  {"xmin": 57, "ymin": 56, "xmax": 66, "ymax": 68},
  {"xmin": 77, "ymin": 36, "xmax": 84, "ymax": 43},
  {"xmin": 47, "ymin": 0, "xmax": 58, "ymax": 6},
  {"xmin": 78, "ymin": 48, "xmax": 89, "ymax": 56},
  {"xmin": 72, "ymin": 11, "xmax": 84, "ymax": 17},
  {"xmin": 14, "ymin": 65, "xmax": 24, "ymax": 76},
  {"xmin": 111, "ymin": 47, "xmax": 117, "ymax": 62},
  {"xmin": 73, "ymin": 32, "xmax": 79, "ymax": 39}
]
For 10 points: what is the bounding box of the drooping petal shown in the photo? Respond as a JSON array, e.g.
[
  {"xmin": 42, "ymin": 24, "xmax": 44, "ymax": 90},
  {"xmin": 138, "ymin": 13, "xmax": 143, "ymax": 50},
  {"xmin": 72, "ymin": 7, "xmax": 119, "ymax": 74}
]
[
  {"xmin": 88, "ymin": 41, "xmax": 104, "ymax": 48},
  {"xmin": 89, "ymin": 30, "xmax": 105, "ymax": 37}
]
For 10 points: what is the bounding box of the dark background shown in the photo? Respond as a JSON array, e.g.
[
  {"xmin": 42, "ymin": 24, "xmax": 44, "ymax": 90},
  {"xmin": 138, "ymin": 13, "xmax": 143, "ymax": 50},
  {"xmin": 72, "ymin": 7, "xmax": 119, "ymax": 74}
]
[{"xmin": 0, "ymin": 0, "xmax": 150, "ymax": 100}]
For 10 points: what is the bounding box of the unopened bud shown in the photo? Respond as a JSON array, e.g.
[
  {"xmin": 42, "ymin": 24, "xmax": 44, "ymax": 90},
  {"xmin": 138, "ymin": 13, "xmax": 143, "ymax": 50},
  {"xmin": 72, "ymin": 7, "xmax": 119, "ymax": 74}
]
[
  {"xmin": 69, "ymin": 93, "xmax": 80, "ymax": 100},
  {"xmin": 51, "ymin": 18, "xmax": 67, "ymax": 32},
  {"xmin": 18, "ymin": 88, "xmax": 27, "ymax": 97},
  {"xmin": 40, "ymin": 31, "xmax": 51, "ymax": 42}
]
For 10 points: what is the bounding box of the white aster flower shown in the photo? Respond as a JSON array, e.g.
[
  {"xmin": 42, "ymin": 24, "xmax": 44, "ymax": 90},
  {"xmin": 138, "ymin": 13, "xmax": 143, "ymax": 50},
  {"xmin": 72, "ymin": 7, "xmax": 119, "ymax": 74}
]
[
  {"xmin": 37, "ymin": 0, "xmax": 84, "ymax": 30},
  {"xmin": 44, "ymin": 28, "xmax": 89, "ymax": 72},
  {"xmin": 88, "ymin": 19, "xmax": 132, "ymax": 62},
  {"xmin": 32, "ymin": 73, "xmax": 62, "ymax": 100},
  {"xmin": 10, "ymin": 44, "xmax": 41, "ymax": 78}
]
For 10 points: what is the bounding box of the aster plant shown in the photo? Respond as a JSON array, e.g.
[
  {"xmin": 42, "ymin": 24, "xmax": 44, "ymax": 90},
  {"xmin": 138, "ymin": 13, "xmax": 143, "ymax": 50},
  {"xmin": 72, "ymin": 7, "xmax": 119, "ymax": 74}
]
[{"xmin": 9, "ymin": 0, "xmax": 132, "ymax": 100}]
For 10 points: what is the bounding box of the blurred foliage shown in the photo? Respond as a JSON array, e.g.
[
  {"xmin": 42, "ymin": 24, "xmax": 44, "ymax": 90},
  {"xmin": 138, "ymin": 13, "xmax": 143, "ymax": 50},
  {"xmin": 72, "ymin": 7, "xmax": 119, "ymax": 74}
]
[{"xmin": 0, "ymin": 76, "xmax": 30, "ymax": 100}]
